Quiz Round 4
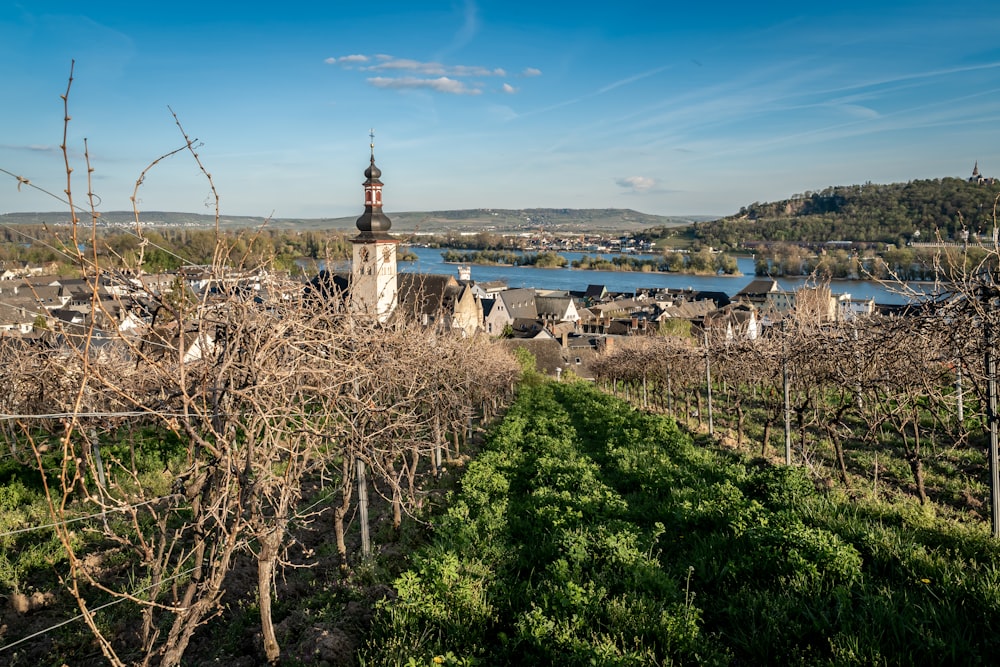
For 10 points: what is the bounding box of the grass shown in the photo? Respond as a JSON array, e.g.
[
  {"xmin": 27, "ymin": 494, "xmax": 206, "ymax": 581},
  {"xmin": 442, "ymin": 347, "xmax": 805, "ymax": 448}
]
[{"xmin": 362, "ymin": 379, "xmax": 1000, "ymax": 666}]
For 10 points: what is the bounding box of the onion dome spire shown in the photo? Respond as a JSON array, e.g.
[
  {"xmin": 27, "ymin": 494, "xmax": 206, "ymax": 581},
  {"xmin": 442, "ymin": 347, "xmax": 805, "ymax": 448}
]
[{"xmin": 355, "ymin": 129, "xmax": 392, "ymax": 237}]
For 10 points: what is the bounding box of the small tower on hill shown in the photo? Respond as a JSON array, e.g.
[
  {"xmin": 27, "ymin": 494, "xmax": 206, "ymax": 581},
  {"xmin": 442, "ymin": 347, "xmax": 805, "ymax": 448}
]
[
  {"xmin": 351, "ymin": 130, "xmax": 398, "ymax": 321},
  {"xmin": 970, "ymin": 161, "xmax": 997, "ymax": 185}
]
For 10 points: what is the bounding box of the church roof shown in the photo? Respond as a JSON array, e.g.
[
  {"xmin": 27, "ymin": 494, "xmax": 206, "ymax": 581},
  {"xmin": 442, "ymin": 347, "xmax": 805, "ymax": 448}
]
[
  {"xmin": 396, "ymin": 273, "xmax": 462, "ymax": 318},
  {"xmin": 536, "ymin": 295, "xmax": 574, "ymax": 318},
  {"xmin": 497, "ymin": 288, "xmax": 538, "ymax": 320}
]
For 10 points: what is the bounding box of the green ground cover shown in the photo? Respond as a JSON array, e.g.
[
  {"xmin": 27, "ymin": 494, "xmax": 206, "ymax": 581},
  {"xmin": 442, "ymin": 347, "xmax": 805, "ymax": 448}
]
[{"xmin": 363, "ymin": 380, "xmax": 1000, "ymax": 666}]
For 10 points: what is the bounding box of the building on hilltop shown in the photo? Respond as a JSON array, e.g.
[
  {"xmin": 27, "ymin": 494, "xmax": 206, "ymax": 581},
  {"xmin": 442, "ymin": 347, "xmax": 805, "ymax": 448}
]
[{"xmin": 969, "ymin": 161, "xmax": 998, "ymax": 186}]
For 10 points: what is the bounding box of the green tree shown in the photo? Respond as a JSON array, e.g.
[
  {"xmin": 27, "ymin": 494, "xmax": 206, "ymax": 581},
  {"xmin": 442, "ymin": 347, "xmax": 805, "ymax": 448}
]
[
  {"xmin": 687, "ymin": 248, "xmax": 715, "ymax": 273},
  {"xmin": 715, "ymin": 253, "xmax": 740, "ymax": 275}
]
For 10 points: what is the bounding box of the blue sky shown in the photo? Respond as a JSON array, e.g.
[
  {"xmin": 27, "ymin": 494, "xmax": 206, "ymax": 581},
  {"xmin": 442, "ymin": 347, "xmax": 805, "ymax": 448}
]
[{"xmin": 3, "ymin": 1, "xmax": 1000, "ymax": 220}]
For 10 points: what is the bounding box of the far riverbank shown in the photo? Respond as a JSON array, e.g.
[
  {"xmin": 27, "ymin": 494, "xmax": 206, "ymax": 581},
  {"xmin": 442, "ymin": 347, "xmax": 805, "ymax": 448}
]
[{"xmin": 398, "ymin": 247, "xmax": 920, "ymax": 305}]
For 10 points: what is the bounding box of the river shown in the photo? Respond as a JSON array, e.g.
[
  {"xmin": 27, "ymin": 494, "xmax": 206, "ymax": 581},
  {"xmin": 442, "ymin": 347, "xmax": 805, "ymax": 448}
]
[{"xmin": 395, "ymin": 247, "xmax": 919, "ymax": 305}]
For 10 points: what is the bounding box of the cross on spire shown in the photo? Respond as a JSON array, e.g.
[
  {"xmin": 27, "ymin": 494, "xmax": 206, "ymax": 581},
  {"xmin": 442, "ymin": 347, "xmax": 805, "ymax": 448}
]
[{"xmin": 369, "ymin": 128, "xmax": 375, "ymax": 158}]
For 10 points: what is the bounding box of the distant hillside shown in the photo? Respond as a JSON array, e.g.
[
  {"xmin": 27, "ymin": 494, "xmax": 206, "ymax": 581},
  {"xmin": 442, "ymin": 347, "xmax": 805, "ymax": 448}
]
[
  {"xmin": 692, "ymin": 177, "xmax": 1000, "ymax": 249},
  {"xmin": 0, "ymin": 211, "xmax": 353, "ymax": 231},
  {"xmin": 0, "ymin": 208, "xmax": 708, "ymax": 235}
]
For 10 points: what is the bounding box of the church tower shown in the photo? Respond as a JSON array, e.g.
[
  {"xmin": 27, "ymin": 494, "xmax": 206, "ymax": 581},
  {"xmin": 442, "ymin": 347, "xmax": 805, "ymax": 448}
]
[{"xmin": 351, "ymin": 131, "xmax": 398, "ymax": 321}]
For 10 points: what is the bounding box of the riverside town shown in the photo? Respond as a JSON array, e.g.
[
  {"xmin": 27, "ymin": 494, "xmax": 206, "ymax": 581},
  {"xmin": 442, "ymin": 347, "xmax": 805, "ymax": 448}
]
[{"xmin": 4, "ymin": 143, "xmax": 1000, "ymax": 667}]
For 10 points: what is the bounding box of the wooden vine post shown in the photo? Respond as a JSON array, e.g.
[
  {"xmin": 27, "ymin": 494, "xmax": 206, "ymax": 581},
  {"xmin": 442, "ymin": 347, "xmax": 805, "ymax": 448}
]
[
  {"xmin": 783, "ymin": 337, "xmax": 792, "ymax": 465},
  {"xmin": 357, "ymin": 457, "xmax": 371, "ymax": 558},
  {"xmin": 704, "ymin": 328, "xmax": 714, "ymax": 436},
  {"xmin": 986, "ymin": 315, "xmax": 1000, "ymax": 538}
]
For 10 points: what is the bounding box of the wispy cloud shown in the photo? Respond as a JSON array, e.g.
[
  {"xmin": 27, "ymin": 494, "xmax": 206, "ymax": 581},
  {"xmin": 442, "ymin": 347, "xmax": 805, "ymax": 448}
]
[
  {"xmin": 1, "ymin": 143, "xmax": 59, "ymax": 154},
  {"xmin": 611, "ymin": 54, "xmax": 1000, "ymax": 166},
  {"xmin": 367, "ymin": 76, "xmax": 482, "ymax": 95},
  {"xmin": 814, "ymin": 61, "xmax": 1000, "ymax": 100},
  {"xmin": 453, "ymin": 0, "xmax": 480, "ymax": 52},
  {"xmin": 637, "ymin": 82, "xmax": 1000, "ymax": 171},
  {"xmin": 616, "ymin": 176, "xmax": 657, "ymax": 192},
  {"xmin": 597, "ymin": 65, "xmax": 672, "ymax": 95},
  {"xmin": 522, "ymin": 67, "xmax": 542, "ymax": 77},
  {"xmin": 487, "ymin": 104, "xmax": 519, "ymax": 121},
  {"xmin": 519, "ymin": 64, "xmax": 671, "ymax": 119},
  {"xmin": 835, "ymin": 104, "xmax": 880, "ymax": 120},
  {"xmin": 327, "ymin": 52, "xmax": 537, "ymax": 95}
]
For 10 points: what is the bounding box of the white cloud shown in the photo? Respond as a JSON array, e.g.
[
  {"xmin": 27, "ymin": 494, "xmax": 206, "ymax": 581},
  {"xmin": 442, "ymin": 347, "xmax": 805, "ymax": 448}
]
[
  {"xmin": 616, "ymin": 176, "xmax": 657, "ymax": 192},
  {"xmin": 330, "ymin": 53, "xmax": 531, "ymax": 95},
  {"xmin": 325, "ymin": 54, "xmax": 369, "ymax": 66},
  {"xmin": 367, "ymin": 76, "xmax": 482, "ymax": 95},
  {"xmin": 522, "ymin": 67, "xmax": 542, "ymax": 77},
  {"xmin": 370, "ymin": 58, "xmax": 436, "ymax": 73},
  {"xmin": 363, "ymin": 57, "xmax": 503, "ymax": 78}
]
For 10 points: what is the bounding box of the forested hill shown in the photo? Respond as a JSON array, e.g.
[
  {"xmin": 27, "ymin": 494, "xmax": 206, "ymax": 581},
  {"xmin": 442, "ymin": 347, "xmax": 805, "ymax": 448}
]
[{"xmin": 692, "ymin": 177, "xmax": 1000, "ymax": 249}]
